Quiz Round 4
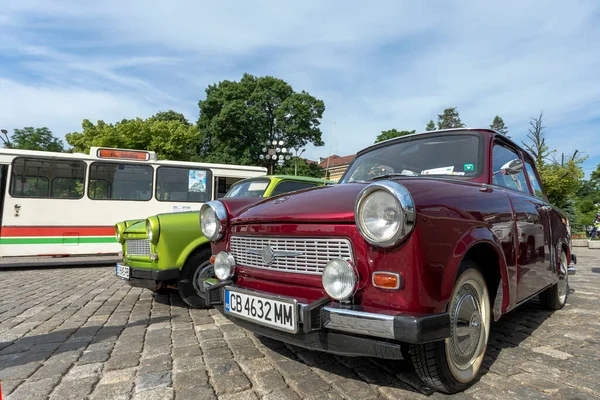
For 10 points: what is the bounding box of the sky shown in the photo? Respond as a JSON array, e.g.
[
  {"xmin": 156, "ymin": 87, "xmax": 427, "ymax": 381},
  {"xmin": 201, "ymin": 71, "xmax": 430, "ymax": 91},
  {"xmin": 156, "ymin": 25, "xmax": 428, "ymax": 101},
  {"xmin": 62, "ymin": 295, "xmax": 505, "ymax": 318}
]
[{"xmin": 1, "ymin": 1, "xmax": 599, "ymax": 175}]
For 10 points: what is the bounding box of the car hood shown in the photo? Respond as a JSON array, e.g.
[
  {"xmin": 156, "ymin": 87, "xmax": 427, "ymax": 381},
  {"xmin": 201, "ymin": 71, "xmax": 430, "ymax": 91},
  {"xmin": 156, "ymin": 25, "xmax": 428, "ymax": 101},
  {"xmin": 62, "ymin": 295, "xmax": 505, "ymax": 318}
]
[
  {"xmin": 230, "ymin": 177, "xmax": 485, "ymax": 225},
  {"xmin": 231, "ymin": 183, "xmax": 364, "ymax": 224},
  {"xmin": 123, "ymin": 220, "xmax": 146, "ymax": 234}
]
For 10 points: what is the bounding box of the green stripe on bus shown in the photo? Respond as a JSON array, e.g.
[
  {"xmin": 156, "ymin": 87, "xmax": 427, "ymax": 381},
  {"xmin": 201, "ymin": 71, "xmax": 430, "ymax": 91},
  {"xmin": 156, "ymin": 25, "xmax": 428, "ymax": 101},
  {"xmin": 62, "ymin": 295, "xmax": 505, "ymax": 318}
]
[{"xmin": 0, "ymin": 237, "xmax": 118, "ymax": 245}]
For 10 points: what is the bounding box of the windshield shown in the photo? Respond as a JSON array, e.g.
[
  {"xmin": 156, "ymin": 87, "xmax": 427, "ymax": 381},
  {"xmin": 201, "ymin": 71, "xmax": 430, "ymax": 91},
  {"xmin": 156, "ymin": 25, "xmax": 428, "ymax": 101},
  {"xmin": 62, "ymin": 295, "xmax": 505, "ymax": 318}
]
[
  {"xmin": 224, "ymin": 178, "xmax": 270, "ymax": 198},
  {"xmin": 341, "ymin": 133, "xmax": 482, "ymax": 183}
]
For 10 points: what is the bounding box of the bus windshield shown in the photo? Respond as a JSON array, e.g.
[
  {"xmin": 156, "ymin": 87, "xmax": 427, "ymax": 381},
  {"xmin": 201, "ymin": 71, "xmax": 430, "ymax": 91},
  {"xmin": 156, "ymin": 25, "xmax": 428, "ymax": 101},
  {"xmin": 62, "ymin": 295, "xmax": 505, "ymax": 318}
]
[{"xmin": 224, "ymin": 179, "xmax": 270, "ymax": 198}]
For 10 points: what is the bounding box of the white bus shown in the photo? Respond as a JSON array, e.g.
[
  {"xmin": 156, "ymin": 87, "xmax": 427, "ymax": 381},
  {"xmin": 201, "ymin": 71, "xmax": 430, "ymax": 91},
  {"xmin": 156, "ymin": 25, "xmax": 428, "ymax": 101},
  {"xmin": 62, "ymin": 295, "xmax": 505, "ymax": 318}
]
[{"xmin": 0, "ymin": 147, "xmax": 266, "ymax": 261}]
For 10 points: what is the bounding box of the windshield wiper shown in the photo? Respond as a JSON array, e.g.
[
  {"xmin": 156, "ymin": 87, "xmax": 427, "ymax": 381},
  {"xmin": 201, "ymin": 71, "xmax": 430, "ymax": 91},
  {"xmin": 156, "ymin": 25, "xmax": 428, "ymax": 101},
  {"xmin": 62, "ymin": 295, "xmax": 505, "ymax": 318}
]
[{"xmin": 369, "ymin": 173, "xmax": 418, "ymax": 181}]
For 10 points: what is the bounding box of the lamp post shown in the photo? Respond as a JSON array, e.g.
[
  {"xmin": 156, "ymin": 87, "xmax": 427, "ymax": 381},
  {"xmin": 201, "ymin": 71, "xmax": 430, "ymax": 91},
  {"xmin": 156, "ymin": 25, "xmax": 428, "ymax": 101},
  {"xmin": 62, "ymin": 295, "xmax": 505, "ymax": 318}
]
[
  {"xmin": 294, "ymin": 148, "xmax": 306, "ymax": 176},
  {"xmin": 259, "ymin": 139, "xmax": 291, "ymax": 174},
  {"xmin": 0, "ymin": 129, "xmax": 10, "ymax": 148}
]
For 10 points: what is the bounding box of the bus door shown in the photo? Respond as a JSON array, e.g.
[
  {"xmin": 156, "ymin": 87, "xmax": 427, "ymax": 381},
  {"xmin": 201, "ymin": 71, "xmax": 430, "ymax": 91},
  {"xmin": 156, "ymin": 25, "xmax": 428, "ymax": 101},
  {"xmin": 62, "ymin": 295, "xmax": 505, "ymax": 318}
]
[{"xmin": 0, "ymin": 164, "xmax": 7, "ymax": 229}]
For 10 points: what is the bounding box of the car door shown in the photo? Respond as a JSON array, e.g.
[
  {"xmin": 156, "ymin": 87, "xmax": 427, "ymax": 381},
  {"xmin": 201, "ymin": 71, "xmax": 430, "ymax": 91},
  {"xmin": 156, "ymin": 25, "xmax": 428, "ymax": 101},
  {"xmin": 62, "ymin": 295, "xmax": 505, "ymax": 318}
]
[{"xmin": 491, "ymin": 141, "xmax": 552, "ymax": 301}]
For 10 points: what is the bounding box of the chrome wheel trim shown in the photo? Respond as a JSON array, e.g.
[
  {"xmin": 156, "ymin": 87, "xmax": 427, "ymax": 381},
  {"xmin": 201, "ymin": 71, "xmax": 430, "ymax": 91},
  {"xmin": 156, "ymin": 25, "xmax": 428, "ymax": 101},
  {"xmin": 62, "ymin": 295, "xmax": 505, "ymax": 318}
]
[
  {"xmin": 192, "ymin": 262, "xmax": 213, "ymax": 296},
  {"xmin": 557, "ymin": 252, "xmax": 568, "ymax": 305},
  {"xmin": 445, "ymin": 271, "xmax": 490, "ymax": 384}
]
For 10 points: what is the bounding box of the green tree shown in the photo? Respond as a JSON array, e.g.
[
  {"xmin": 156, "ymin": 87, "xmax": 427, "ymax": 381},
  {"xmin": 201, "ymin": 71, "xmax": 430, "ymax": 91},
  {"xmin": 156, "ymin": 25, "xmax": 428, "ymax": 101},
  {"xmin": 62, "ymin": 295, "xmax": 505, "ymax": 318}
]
[
  {"xmin": 275, "ymin": 158, "xmax": 325, "ymax": 178},
  {"xmin": 490, "ymin": 115, "xmax": 509, "ymax": 137},
  {"xmin": 66, "ymin": 115, "xmax": 201, "ymax": 161},
  {"xmin": 374, "ymin": 129, "xmax": 415, "ymax": 143},
  {"xmin": 425, "ymin": 120, "xmax": 436, "ymax": 131},
  {"xmin": 436, "ymin": 107, "xmax": 465, "ymax": 130},
  {"xmin": 148, "ymin": 110, "xmax": 190, "ymax": 126},
  {"xmin": 197, "ymin": 73, "xmax": 325, "ymax": 166},
  {"xmin": 11, "ymin": 127, "xmax": 64, "ymax": 152}
]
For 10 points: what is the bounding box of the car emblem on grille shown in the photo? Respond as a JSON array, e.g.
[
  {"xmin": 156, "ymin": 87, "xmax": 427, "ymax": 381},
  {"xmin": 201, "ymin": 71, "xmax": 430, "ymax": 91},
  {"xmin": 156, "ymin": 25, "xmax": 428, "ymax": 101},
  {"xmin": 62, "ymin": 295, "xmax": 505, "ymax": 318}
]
[{"xmin": 247, "ymin": 245, "xmax": 304, "ymax": 266}]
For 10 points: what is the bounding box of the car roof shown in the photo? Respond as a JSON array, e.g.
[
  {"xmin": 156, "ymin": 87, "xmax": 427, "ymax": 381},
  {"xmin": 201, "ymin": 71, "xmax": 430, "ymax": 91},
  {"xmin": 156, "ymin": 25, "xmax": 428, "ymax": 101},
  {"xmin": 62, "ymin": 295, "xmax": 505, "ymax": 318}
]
[
  {"xmin": 358, "ymin": 128, "xmax": 535, "ymax": 161},
  {"xmin": 236, "ymin": 175, "xmax": 334, "ymax": 185}
]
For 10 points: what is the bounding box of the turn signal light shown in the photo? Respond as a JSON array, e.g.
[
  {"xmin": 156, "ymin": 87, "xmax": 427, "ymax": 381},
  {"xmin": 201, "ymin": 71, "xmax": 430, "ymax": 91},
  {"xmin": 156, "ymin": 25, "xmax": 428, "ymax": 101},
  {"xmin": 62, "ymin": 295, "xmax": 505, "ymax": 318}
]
[
  {"xmin": 210, "ymin": 255, "xmax": 216, "ymax": 264},
  {"xmin": 372, "ymin": 271, "xmax": 402, "ymax": 290}
]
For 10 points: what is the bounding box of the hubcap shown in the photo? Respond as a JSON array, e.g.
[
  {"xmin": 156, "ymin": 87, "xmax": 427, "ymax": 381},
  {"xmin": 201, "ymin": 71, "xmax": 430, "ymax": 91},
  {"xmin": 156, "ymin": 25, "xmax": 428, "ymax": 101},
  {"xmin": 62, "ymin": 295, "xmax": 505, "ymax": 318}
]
[
  {"xmin": 192, "ymin": 263, "xmax": 214, "ymax": 296},
  {"xmin": 449, "ymin": 284, "xmax": 484, "ymax": 369}
]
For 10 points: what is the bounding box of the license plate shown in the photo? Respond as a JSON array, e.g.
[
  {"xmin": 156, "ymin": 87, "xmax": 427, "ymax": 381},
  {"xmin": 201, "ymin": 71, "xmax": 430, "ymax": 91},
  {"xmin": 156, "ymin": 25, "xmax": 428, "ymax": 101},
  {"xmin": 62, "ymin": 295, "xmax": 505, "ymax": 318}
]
[
  {"xmin": 224, "ymin": 287, "xmax": 298, "ymax": 333},
  {"xmin": 116, "ymin": 264, "xmax": 130, "ymax": 280}
]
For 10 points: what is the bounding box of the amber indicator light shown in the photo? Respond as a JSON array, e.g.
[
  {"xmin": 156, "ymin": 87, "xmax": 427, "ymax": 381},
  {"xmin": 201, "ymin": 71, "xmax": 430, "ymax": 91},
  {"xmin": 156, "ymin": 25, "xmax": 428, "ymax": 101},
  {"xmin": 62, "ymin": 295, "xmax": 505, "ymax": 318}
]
[
  {"xmin": 210, "ymin": 255, "xmax": 216, "ymax": 264},
  {"xmin": 372, "ymin": 272, "xmax": 402, "ymax": 289},
  {"xmin": 97, "ymin": 149, "xmax": 149, "ymax": 161}
]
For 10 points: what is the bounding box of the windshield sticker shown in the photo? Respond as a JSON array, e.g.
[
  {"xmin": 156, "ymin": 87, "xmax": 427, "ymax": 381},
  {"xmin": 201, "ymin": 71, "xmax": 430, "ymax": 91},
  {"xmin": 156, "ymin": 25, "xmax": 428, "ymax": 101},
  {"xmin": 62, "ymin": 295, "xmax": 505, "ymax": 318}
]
[
  {"xmin": 464, "ymin": 163, "xmax": 475, "ymax": 172},
  {"xmin": 188, "ymin": 170, "xmax": 207, "ymax": 192},
  {"xmin": 421, "ymin": 166, "xmax": 454, "ymax": 175},
  {"xmin": 400, "ymin": 169, "xmax": 420, "ymax": 176}
]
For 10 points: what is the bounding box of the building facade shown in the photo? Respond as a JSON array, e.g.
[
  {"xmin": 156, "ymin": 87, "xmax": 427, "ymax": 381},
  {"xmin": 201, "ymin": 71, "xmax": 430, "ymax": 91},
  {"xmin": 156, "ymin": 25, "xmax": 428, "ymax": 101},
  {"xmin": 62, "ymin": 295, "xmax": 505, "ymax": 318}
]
[{"xmin": 318, "ymin": 154, "xmax": 356, "ymax": 182}]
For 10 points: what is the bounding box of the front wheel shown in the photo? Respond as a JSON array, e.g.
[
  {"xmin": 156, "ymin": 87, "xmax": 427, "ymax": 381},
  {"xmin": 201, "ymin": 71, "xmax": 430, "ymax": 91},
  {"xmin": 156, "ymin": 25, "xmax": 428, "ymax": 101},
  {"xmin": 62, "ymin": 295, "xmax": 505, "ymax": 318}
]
[
  {"xmin": 178, "ymin": 248, "xmax": 212, "ymax": 309},
  {"xmin": 409, "ymin": 264, "xmax": 491, "ymax": 394}
]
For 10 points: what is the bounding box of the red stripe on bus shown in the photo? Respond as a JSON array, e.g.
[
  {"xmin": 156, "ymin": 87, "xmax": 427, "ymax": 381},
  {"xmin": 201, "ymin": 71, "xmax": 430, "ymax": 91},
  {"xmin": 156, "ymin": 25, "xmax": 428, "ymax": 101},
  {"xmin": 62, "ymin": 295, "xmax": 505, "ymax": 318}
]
[{"xmin": 0, "ymin": 226, "xmax": 115, "ymax": 237}]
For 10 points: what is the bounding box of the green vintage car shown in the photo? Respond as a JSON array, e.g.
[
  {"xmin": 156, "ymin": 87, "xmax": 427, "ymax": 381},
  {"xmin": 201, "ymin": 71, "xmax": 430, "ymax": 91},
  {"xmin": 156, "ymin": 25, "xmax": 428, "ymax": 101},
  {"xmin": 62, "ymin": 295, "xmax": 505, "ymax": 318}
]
[{"xmin": 115, "ymin": 175, "xmax": 333, "ymax": 308}]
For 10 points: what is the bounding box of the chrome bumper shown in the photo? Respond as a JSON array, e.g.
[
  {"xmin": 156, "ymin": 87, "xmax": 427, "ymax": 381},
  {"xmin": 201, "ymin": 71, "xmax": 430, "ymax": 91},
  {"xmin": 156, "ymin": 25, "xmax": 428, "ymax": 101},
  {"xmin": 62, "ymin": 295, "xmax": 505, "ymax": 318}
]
[{"xmin": 205, "ymin": 281, "xmax": 450, "ymax": 344}]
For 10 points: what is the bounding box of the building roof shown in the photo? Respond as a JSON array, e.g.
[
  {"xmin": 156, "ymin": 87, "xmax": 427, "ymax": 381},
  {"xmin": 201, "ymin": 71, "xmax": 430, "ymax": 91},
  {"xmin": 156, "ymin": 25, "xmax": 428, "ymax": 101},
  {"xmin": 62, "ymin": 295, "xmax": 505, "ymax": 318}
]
[{"xmin": 319, "ymin": 154, "xmax": 356, "ymax": 169}]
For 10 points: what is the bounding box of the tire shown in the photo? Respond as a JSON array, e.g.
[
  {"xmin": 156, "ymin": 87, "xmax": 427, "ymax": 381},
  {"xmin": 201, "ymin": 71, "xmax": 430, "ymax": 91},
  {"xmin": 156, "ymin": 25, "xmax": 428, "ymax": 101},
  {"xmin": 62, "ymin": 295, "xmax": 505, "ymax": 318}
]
[
  {"xmin": 178, "ymin": 248, "xmax": 212, "ymax": 309},
  {"xmin": 539, "ymin": 250, "xmax": 568, "ymax": 310},
  {"xmin": 409, "ymin": 262, "xmax": 491, "ymax": 394}
]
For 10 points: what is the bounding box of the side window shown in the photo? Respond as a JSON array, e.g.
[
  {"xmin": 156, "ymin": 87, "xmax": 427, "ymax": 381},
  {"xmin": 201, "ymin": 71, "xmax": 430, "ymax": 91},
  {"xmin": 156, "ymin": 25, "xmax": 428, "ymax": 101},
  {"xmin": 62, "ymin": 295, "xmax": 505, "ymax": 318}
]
[
  {"xmin": 491, "ymin": 145, "xmax": 529, "ymax": 193},
  {"xmin": 10, "ymin": 157, "xmax": 85, "ymax": 199},
  {"xmin": 89, "ymin": 162, "xmax": 153, "ymax": 201},
  {"xmin": 524, "ymin": 161, "xmax": 545, "ymax": 200},
  {"xmin": 271, "ymin": 181, "xmax": 318, "ymax": 196},
  {"xmin": 156, "ymin": 167, "xmax": 211, "ymax": 202}
]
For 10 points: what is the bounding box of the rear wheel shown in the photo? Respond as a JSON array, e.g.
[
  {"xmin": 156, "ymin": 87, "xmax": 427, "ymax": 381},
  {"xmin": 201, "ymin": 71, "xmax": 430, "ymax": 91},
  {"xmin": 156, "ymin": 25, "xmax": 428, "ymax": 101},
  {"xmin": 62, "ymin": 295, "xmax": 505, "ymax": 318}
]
[
  {"xmin": 178, "ymin": 248, "xmax": 211, "ymax": 309},
  {"xmin": 539, "ymin": 250, "xmax": 568, "ymax": 310},
  {"xmin": 409, "ymin": 263, "xmax": 491, "ymax": 394}
]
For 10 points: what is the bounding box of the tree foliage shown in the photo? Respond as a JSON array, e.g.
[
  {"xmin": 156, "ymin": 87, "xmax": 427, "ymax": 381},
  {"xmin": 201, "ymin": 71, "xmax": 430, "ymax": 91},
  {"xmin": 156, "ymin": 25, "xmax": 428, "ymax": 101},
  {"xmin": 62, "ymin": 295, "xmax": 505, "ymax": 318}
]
[
  {"xmin": 275, "ymin": 158, "xmax": 325, "ymax": 178},
  {"xmin": 490, "ymin": 115, "xmax": 509, "ymax": 137},
  {"xmin": 197, "ymin": 73, "xmax": 325, "ymax": 166},
  {"xmin": 10, "ymin": 127, "xmax": 64, "ymax": 152},
  {"xmin": 436, "ymin": 107, "xmax": 465, "ymax": 130},
  {"xmin": 148, "ymin": 110, "xmax": 190, "ymax": 126},
  {"xmin": 374, "ymin": 129, "xmax": 415, "ymax": 143},
  {"xmin": 65, "ymin": 113, "xmax": 201, "ymax": 161},
  {"xmin": 425, "ymin": 120, "xmax": 436, "ymax": 131}
]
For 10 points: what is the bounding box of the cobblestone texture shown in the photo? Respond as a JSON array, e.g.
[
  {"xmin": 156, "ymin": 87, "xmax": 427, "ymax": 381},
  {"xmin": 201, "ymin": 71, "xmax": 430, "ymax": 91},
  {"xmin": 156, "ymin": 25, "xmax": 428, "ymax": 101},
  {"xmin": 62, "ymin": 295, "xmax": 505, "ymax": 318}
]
[{"xmin": 1, "ymin": 249, "xmax": 599, "ymax": 399}]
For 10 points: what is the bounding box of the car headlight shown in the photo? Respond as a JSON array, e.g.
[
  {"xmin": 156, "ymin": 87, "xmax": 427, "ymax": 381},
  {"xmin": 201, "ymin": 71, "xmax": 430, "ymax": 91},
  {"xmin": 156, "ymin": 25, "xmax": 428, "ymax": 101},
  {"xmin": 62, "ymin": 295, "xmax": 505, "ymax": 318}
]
[
  {"xmin": 355, "ymin": 181, "xmax": 415, "ymax": 247},
  {"xmin": 115, "ymin": 223, "xmax": 125, "ymax": 244},
  {"xmin": 146, "ymin": 216, "xmax": 160, "ymax": 245},
  {"xmin": 322, "ymin": 259, "xmax": 358, "ymax": 301},
  {"xmin": 214, "ymin": 251, "xmax": 235, "ymax": 280},
  {"xmin": 200, "ymin": 201, "xmax": 228, "ymax": 241}
]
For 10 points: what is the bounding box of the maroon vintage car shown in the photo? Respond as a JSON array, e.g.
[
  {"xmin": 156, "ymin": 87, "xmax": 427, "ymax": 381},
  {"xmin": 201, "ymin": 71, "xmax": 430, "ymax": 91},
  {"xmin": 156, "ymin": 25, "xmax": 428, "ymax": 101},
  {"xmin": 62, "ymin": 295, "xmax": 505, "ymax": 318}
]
[{"xmin": 197, "ymin": 128, "xmax": 577, "ymax": 393}]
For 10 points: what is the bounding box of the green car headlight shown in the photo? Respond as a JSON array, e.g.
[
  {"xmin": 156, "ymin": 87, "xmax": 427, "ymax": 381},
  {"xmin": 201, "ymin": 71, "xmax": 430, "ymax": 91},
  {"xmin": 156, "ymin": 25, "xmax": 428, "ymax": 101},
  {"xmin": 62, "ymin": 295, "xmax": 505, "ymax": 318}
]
[
  {"xmin": 115, "ymin": 222, "xmax": 126, "ymax": 244},
  {"xmin": 146, "ymin": 216, "xmax": 160, "ymax": 245}
]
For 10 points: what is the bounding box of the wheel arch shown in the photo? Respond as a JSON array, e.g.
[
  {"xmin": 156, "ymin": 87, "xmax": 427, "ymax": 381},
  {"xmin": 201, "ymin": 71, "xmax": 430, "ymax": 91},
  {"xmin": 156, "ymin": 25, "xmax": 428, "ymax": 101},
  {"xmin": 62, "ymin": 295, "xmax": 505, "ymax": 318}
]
[
  {"xmin": 176, "ymin": 237, "xmax": 212, "ymax": 270},
  {"xmin": 443, "ymin": 227, "xmax": 512, "ymax": 321}
]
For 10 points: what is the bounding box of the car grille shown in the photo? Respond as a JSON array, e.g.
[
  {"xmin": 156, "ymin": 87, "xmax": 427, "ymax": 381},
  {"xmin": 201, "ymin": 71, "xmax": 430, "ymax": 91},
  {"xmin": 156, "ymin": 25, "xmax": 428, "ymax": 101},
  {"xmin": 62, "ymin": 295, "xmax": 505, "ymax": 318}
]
[
  {"xmin": 230, "ymin": 236, "xmax": 354, "ymax": 275},
  {"xmin": 125, "ymin": 239, "xmax": 151, "ymax": 256}
]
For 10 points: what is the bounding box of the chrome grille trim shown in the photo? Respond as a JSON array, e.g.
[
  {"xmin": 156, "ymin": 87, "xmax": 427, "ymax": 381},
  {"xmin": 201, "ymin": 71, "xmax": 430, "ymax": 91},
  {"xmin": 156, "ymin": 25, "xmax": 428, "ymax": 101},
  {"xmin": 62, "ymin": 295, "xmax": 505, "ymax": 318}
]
[
  {"xmin": 230, "ymin": 236, "xmax": 354, "ymax": 275},
  {"xmin": 125, "ymin": 239, "xmax": 151, "ymax": 256}
]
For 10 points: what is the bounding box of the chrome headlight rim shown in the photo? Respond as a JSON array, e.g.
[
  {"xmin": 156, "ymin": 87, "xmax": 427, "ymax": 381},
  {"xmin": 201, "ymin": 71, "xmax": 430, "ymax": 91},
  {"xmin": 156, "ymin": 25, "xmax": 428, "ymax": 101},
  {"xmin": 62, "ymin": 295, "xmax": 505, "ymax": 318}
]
[
  {"xmin": 322, "ymin": 258, "xmax": 359, "ymax": 301},
  {"xmin": 115, "ymin": 223, "xmax": 125, "ymax": 244},
  {"xmin": 214, "ymin": 251, "xmax": 236, "ymax": 280},
  {"xmin": 354, "ymin": 181, "xmax": 415, "ymax": 248},
  {"xmin": 200, "ymin": 201, "xmax": 228, "ymax": 242},
  {"xmin": 146, "ymin": 216, "xmax": 160, "ymax": 245}
]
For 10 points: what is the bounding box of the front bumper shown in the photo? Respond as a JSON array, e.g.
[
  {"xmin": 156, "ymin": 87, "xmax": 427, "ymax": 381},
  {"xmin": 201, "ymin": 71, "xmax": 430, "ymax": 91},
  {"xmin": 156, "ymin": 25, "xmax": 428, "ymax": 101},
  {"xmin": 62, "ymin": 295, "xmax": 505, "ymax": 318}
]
[
  {"xmin": 119, "ymin": 263, "xmax": 180, "ymax": 290},
  {"xmin": 203, "ymin": 280, "xmax": 450, "ymax": 359}
]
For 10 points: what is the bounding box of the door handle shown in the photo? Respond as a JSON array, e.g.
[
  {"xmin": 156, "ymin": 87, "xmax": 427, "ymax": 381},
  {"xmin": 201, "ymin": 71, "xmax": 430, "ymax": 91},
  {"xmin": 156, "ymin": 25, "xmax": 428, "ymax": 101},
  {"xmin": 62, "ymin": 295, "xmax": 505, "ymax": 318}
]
[{"xmin": 14, "ymin": 204, "xmax": 21, "ymax": 209}]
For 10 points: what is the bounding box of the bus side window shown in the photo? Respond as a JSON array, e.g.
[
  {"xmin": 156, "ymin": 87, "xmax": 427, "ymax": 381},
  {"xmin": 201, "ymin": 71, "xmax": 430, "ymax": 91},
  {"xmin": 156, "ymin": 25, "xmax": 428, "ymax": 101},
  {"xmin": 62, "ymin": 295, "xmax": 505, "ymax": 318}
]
[
  {"xmin": 156, "ymin": 167, "xmax": 212, "ymax": 202},
  {"xmin": 88, "ymin": 162, "xmax": 153, "ymax": 201},
  {"xmin": 10, "ymin": 157, "xmax": 85, "ymax": 199}
]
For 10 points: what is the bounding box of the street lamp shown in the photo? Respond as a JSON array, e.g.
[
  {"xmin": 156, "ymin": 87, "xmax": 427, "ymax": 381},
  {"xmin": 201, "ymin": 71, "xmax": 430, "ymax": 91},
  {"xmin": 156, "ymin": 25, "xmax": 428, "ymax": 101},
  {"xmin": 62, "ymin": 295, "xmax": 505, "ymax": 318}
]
[
  {"xmin": 258, "ymin": 139, "xmax": 291, "ymax": 174},
  {"xmin": 294, "ymin": 148, "xmax": 306, "ymax": 176}
]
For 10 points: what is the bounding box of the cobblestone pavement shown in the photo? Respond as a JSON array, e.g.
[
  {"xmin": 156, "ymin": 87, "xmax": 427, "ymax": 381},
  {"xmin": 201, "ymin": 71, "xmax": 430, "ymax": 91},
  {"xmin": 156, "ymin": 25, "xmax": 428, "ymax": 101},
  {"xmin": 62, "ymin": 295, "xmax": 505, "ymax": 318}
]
[{"xmin": 1, "ymin": 250, "xmax": 599, "ymax": 400}]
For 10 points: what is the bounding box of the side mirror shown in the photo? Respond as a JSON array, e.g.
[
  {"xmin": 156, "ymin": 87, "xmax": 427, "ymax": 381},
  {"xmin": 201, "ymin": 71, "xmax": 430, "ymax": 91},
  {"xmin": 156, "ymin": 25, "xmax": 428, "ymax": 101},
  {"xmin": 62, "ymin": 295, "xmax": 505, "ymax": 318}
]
[{"xmin": 494, "ymin": 159, "xmax": 523, "ymax": 175}]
